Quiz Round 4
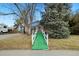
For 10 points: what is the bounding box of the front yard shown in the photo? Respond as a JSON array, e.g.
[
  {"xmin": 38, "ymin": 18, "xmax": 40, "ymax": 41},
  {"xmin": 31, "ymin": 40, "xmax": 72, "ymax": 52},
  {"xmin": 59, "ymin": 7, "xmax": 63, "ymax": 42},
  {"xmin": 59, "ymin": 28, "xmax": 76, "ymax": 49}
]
[
  {"xmin": 49, "ymin": 35, "xmax": 79, "ymax": 50},
  {"xmin": 0, "ymin": 34, "xmax": 79, "ymax": 50},
  {"xmin": 0, "ymin": 34, "xmax": 31, "ymax": 50}
]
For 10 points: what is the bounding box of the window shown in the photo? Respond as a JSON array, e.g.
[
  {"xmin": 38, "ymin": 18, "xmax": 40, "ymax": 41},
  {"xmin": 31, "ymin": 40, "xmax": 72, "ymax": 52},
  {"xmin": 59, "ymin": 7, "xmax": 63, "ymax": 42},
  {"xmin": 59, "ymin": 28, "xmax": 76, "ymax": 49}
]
[{"xmin": 4, "ymin": 26, "xmax": 7, "ymax": 28}]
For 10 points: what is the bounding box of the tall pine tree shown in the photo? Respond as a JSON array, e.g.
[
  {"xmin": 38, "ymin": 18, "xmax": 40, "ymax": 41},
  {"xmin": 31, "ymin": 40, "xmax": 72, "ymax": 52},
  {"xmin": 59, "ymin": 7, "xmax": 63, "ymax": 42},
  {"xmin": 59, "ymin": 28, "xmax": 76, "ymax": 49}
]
[{"xmin": 40, "ymin": 3, "xmax": 71, "ymax": 39}]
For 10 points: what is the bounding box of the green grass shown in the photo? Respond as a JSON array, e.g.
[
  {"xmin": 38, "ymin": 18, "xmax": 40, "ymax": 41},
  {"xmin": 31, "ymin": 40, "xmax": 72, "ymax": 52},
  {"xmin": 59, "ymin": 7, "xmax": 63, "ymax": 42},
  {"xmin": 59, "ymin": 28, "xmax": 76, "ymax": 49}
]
[{"xmin": 0, "ymin": 34, "xmax": 79, "ymax": 50}]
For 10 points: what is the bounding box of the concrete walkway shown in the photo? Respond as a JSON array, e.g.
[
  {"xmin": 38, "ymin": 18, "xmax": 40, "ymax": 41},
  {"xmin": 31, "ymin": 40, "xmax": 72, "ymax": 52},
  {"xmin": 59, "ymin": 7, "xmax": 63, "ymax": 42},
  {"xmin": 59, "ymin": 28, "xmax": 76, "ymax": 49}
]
[{"xmin": 0, "ymin": 50, "xmax": 79, "ymax": 56}]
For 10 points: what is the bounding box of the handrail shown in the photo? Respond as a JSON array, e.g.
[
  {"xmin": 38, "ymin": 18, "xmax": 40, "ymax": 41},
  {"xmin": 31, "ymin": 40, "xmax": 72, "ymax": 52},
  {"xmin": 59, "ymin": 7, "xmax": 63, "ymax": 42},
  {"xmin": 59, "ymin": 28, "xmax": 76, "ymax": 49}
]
[
  {"xmin": 32, "ymin": 29, "xmax": 37, "ymax": 45},
  {"xmin": 41, "ymin": 29, "xmax": 48, "ymax": 46},
  {"xmin": 32, "ymin": 29, "xmax": 48, "ymax": 46}
]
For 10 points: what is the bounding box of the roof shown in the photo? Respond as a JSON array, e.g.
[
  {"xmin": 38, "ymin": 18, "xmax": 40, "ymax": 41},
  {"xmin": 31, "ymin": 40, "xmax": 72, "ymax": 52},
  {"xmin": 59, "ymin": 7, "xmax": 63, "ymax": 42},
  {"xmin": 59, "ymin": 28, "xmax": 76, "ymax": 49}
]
[{"xmin": 0, "ymin": 24, "xmax": 7, "ymax": 26}]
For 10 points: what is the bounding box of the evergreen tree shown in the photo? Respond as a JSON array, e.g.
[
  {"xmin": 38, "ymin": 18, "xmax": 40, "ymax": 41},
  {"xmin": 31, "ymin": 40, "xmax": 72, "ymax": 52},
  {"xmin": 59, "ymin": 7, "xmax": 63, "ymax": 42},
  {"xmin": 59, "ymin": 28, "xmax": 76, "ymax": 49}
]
[{"xmin": 40, "ymin": 3, "xmax": 71, "ymax": 38}]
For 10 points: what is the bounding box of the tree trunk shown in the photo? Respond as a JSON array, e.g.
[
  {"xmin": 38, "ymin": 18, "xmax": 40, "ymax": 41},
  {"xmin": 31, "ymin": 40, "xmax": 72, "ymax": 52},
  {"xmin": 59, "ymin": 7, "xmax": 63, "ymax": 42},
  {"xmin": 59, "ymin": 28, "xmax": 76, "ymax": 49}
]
[{"xmin": 24, "ymin": 25, "xmax": 31, "ymax": 35}]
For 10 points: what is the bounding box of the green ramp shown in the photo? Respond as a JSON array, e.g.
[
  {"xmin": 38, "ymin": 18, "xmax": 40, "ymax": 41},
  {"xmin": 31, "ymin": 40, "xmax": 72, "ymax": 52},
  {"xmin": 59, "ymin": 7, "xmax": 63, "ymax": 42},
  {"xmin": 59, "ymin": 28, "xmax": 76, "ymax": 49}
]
[{"xmin": 32, "ymin": 31, "xmax": 48, "ymax": 50}]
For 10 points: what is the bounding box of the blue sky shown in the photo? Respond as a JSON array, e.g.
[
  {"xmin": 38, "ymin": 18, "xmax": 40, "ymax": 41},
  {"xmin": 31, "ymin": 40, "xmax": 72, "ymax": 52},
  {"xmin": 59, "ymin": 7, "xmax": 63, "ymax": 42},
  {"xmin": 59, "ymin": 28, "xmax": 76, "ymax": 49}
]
[
  {"xmin": 71, "ymin": 3, "xmax": 79, "ymax": 13},
  {"xmin": 0, "ymin": 3, "xmax": 79, "ymax": 27}
]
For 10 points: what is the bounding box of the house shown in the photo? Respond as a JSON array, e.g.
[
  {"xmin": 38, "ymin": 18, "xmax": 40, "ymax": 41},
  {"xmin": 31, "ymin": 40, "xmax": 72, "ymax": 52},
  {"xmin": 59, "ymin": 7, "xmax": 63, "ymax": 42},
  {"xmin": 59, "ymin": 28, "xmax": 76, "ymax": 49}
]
[
  {"xmin": 0, "ymin": 24, "xmax": 8, "ymax": 33},
  {"xmin": 13, "ymin": 24, "xmax": 24, "ymax": 33}
]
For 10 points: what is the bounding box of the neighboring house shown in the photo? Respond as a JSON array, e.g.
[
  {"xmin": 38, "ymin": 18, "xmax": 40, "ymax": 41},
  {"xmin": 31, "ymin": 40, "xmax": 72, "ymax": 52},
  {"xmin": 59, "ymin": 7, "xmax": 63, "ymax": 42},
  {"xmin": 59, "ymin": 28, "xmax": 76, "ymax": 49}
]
[
  {"xmin": 13, "ymin": 21, "xmax": 40, "ymax": 33},
  {"xmin": 18, "ymin": 24, "xmax": 24, "ymax": 32},
  {"xmin": 0, "ymin": 24, "xmax": 13, "ymax": 33},
  {"xmin": 14, "ymin": 24, "xmax": 24, "ymax": 33},
  {"xmin": 0, "ymin": 24, "xmax": 8, "ymax": 33}
]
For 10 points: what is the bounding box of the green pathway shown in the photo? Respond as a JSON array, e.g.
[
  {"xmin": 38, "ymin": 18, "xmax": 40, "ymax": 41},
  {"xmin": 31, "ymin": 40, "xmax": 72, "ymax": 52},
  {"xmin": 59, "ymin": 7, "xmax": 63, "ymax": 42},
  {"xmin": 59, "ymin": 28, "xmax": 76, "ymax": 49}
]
[{"xmin": 32, "ymin": 31, "xmax": 48, "ymax": 50}]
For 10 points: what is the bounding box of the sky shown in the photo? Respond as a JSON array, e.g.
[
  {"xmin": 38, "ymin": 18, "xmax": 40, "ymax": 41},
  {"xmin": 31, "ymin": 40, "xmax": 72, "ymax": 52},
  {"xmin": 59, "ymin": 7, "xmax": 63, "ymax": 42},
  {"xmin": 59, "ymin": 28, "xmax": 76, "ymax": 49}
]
[
  {"xmin": 0, "ymin": 3, "xmax": 79, "ymax": 27},
  {"xmin": 71, "ymin": 3, "xmax": 79, "ymax": 14}
]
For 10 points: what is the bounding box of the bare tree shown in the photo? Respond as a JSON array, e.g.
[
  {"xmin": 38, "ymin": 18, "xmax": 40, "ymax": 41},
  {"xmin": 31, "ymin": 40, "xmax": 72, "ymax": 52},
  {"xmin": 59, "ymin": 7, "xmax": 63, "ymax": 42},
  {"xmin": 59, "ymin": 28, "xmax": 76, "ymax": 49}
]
[
  {"xmin": 0, "ymin": 3, "xmax": 36, "ymax": 35},
  {"xmin": 13, "ymin": 3, "xmax": 36, "ymax": 35}
]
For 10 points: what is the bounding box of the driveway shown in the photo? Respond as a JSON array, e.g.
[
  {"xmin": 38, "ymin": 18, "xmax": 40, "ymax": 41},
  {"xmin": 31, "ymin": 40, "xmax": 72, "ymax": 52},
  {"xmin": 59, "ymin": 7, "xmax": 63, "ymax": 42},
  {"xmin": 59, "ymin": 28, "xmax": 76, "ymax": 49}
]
[
  {"xmin": 0, "ymin": 33, "xmax": 21, "ymax": 40},
  {"xmin": 0, "ymin": 50, "xmax": 79, "ymax": 56}
]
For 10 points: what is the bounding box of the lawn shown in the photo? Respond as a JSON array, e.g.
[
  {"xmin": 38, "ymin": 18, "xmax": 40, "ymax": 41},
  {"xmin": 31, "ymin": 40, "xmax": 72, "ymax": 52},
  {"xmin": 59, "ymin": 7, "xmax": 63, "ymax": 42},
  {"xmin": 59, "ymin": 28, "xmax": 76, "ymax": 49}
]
[
  {"xmin": 49, "ymin": 35, "xmax": 79, "ymax": 50},
  {"xmin": 0, "ymin": 34, "xmax": 79, "ymax": 50},
  {"xmin": 0, "ymin": 34, "xmax": 32, "ymax": 50}
]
